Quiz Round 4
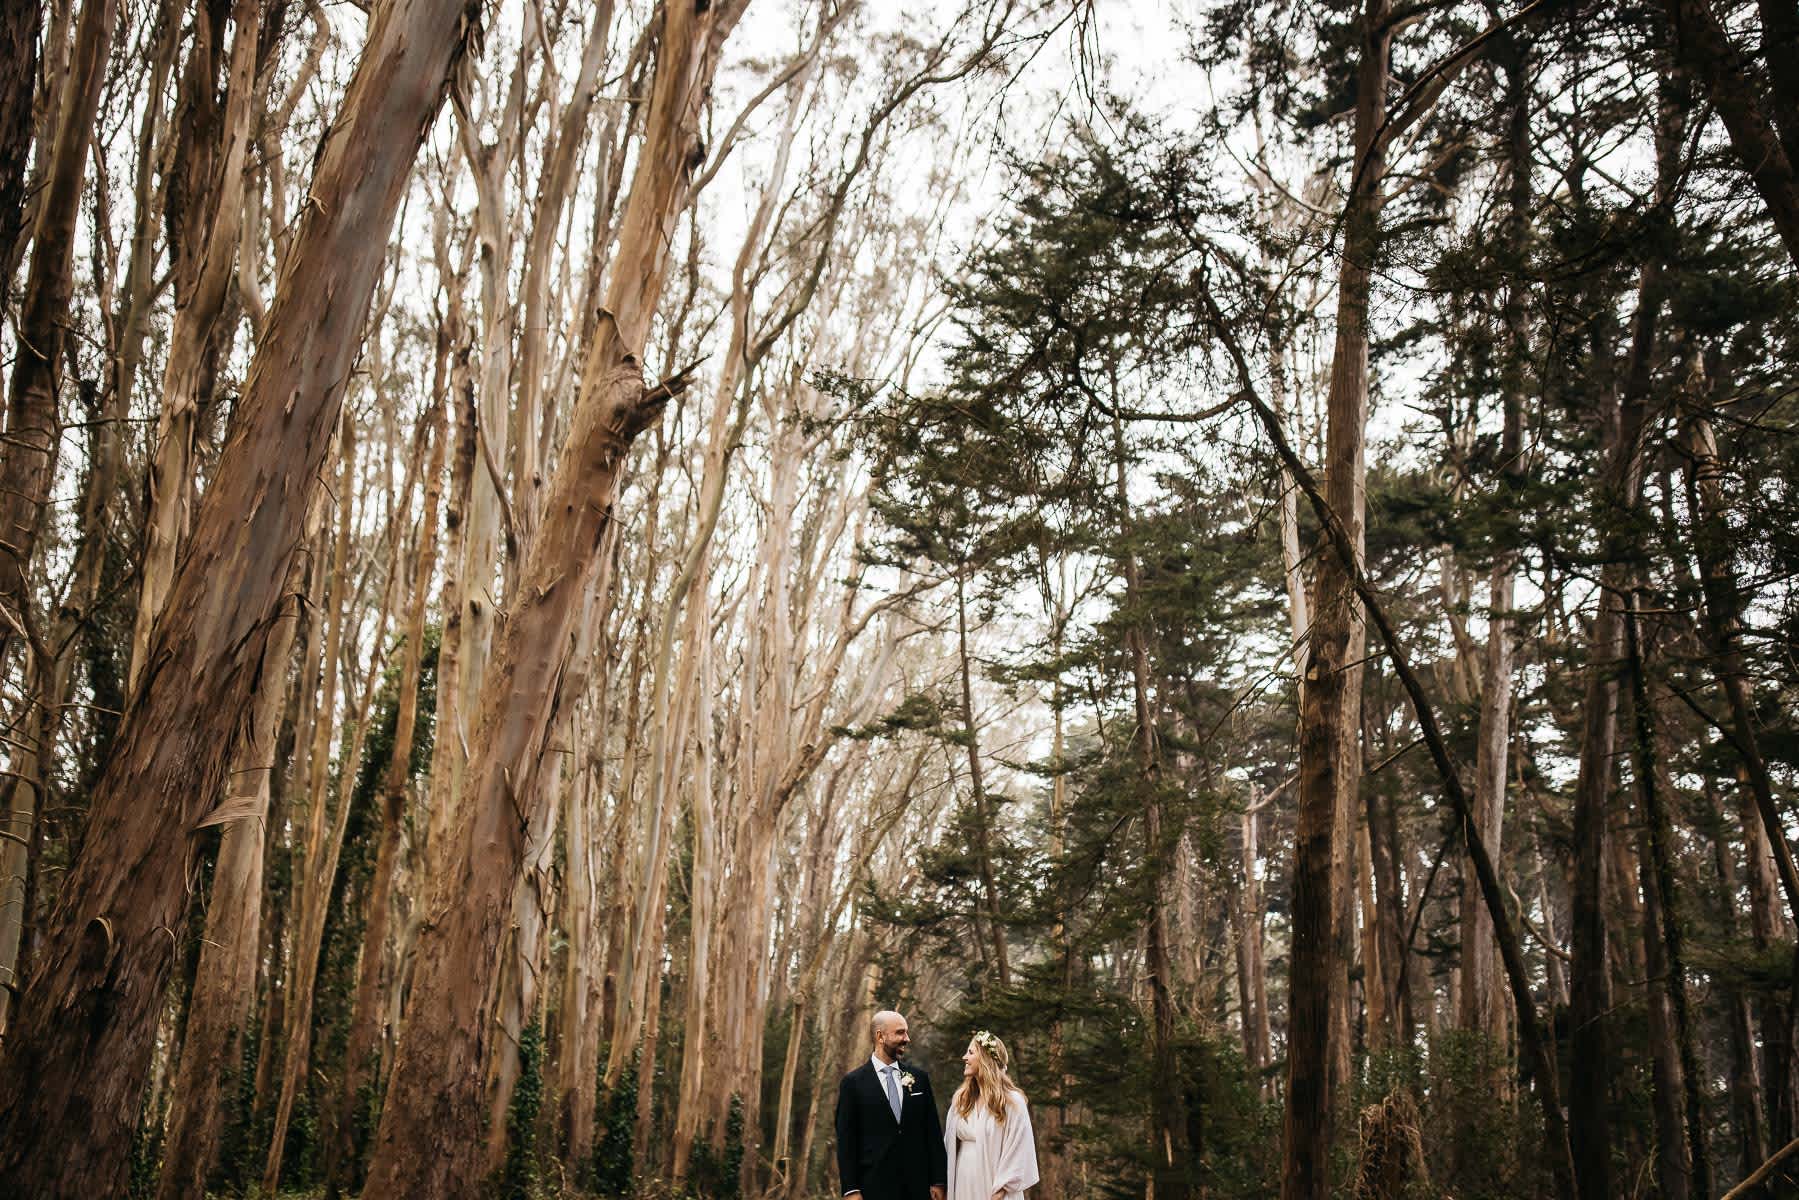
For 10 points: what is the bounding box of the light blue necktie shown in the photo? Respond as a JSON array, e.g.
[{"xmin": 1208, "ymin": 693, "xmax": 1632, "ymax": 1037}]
[{"xmin": 883, "ymin": 1065, "xmax": 902, "ymax": 1122}]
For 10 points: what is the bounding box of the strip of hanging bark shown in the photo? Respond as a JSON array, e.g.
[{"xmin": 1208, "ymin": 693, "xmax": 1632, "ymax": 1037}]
[
  {"xmin": 1203, "ymin": 292, "xmax": 1578, "ymax": 1200},
  {"xmin": 0, "ymin": 4, "xmax": 485, "ymax": 1194}
]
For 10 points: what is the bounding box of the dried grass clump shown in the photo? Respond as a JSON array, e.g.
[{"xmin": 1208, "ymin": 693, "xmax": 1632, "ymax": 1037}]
[{"xmin": 1354, "ymin": 1087, "xmax": 1431, "ymax": 1200}]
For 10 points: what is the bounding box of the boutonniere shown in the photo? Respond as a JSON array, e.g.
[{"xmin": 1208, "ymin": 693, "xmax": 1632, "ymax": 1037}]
[{"xmin": 898, "ymin": 1069, "xmax": 918, "ymax": 1094}]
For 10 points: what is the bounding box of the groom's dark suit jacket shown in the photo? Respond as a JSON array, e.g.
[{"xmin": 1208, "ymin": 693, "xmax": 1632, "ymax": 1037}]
[{"xmin": 835, "ymin": 1059, "xmax": 948, "ymax": 1200}]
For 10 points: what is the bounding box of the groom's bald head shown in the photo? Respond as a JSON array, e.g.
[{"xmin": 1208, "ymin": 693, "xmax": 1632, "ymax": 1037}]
[{"xmin": 871, "ymin": 1010, "xmax": 910, "ymax": 1061}]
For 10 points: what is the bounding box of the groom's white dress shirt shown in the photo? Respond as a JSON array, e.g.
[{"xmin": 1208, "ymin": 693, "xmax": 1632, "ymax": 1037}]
[{"xmin": 873, "ymin": 1055, "xmax": 904, "ymax": 1120}]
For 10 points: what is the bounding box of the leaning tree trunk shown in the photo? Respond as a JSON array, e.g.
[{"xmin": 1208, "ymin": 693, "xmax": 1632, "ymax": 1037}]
[
  {"xmin": 1667, "ymin": 0, "xmax": 1799, "ymax": 268},
  {"xmin": 361, "ymin": 3, "xmax": 747, "ymax": 1193},
  {"xmin": 262, "ymin": 415, "xmax": 362, "ymax": 1195},
  {"xmin": 0, "ymin": 6, "xmax": 484, "ymax": 1194},
  {"xmin": 128, "ymin": 0, "xmax": 261, "ymax": 693},
  {"xmin": 156, "ymin": 550, "xmax": 306, "ymax": 1200},
  {"xmin": 0, "ymin": 0, "xmax": 116, "ymax": 684},
  {"xmin": 1284, "ymin": 2, "xmax": 1386, "ymax": 1197},
  {"xmin": 1224, "ymin": 307, "xmax": 1581, "ymax": 1200}
]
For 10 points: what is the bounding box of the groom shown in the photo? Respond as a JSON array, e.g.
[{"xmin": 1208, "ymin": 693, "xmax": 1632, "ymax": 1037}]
[{"xmin": 835, "ymin": 1010, "xmax": 947, "ymax": 1200}]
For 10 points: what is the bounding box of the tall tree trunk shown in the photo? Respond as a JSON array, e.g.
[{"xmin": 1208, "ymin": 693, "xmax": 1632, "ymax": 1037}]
[
  {"xmin": 1459, "ymin": 38, "xmax": 1529, "ymax": 1054},
  {"xmin": 425, "ymin": 264, "xmax": 478, "ymax": 874},
  {"xmin": 0, "ymin": 0, "xmax": 183, "ymax": 1039},
  {"xmin": 555, "ymin": 533, "xmax": 622, "ymax": 1169},
  {"xmin": 1569, "ymin": 568, "xmax": 1624, "ymax": 1200},
  {"xmin": 1233, "ymin": 797, "xmax": 1272, "ymax": 1092},
  {"xmin": 0, "ymin": 0, "xmax": 116, "ymax": 682},
  {"xmin": 363, "ymin": 4, "xmax": 747, "ymax": 1191},
  {"xmin": 610, "ymin": 497, "xmax": 703, "ymax": 1092},
  {"xmin": 631, "ymin": 843, "xmax": 677, "ymax": 1172},
  {"xmin": 1357, "ymin": 816, "xmax": 1389, "ymax": 1050},
  {"xmin": 1283, "ymin": 2, "xmax": 1386, "ymax": 1196},
  {"xmin": 1635, "ymin": 772, "xmax": 1691, "ymax": 1200},
  {"xmin": 263, "ymin": 415, "xmax": 361, "ymax": 1194},
  {"xmin": 1709, "ymin": 779, "xmax": 1771, "ymax": 1186},
  {"xmin": 128, "ymin": 0, "xmax": 260, "ymax": 693},
  {"xmin": 0, "ymin": 7, "xmax": 484, "ymax": 1192},
  {"xmin": 157, "ymin": 552, "xmax": 305, "ymax": 1200},
  {"xmin": 1272, "ymin": 351, "xmax": 1310, "ymax": 703},
  {"xmin": 1231, "ymin": 309, "xmax": 1581, "ymax": 1200},
  {"xmin": 1569, "ymin": 218, "xmax": 1671, "ymax": 1200},
  {"xmin": 326, "ymin": 382, "xmax": 447, "ymax": 1199},
  {"xmin": 671, "ymin": 593, "xmax": 720, "ymax": 1181},
  {"xmin": 513, "ymin": 1, "xmax": 615, "ymax": 543},
  {"xmin": 1624, "ymin": 601, "xmax": 1712, "ymax": 1198},
  {"xmin": 1040, "ymin": 564, "xmax": 1081, "ymax": 1185},
  {"xmin": 483, "ymin": 762, "xmax": 565, "ymax": 1171},
  {"xmin": 556, "ymin": 721, "xmax": 605, "ymax": 1167},
  {"xmin": 1455, "ymin": 573, "xmax": 1513, "ymax": 1046},
  {"xmin": 1107, "ymin": 410, "xmax": 1189, "ymax": 1197}
]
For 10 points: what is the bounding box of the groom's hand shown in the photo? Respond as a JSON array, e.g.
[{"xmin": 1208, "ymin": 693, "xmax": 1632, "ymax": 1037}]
[{"xmin": 931, "ymin": 1187, "xmax": 945, "ymax": 1200}]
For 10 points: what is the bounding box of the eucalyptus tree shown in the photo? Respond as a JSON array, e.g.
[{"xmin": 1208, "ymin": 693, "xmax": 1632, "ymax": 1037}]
[{"xmin": 0, "ymin": 5, "xmax": 487, "ymax": 1193}]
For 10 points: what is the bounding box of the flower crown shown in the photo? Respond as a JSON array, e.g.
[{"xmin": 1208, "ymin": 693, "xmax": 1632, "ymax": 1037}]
[{"xmin": 972, "ymin": 1029, "xmax": 1002, "ymax": 1055}]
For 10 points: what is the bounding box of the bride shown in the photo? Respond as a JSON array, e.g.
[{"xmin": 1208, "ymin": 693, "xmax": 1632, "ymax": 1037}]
[{"xmin": 943, "ymin": 1030, "xmax": 1039, "ymax": 1200}]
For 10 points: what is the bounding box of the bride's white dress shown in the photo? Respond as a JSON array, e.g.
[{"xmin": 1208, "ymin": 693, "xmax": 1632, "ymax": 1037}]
[{"xmin": 944, "ymin": 1089, "xmax": 1040, "ymax": 1200}]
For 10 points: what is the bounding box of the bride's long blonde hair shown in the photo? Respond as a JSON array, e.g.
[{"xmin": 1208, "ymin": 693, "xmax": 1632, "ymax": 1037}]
[{"xmin": 953, "ymin": 1031, "xmax": 1022, "ymax": 1123}]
